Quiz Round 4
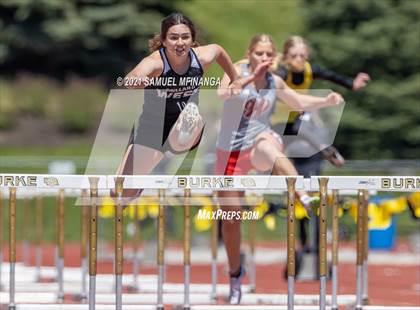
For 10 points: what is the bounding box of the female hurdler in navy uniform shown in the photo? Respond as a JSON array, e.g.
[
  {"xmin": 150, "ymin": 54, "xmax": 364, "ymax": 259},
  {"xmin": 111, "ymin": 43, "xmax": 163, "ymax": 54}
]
[{"xmin": 115, "ymin": 13, "xmax": 250, "ymax": 199}]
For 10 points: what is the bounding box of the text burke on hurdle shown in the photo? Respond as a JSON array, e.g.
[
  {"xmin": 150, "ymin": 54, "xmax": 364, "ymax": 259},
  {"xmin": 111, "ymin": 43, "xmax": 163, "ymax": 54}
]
[
  {"xmin": 381, "ymin": 177, "xmax": 419, "ymax": 190},
  {"xmin": 177, "ymin": 176, "xmax": 234, "ymax": 188},
  {"xmin": 0, "ymin": 175, "xmax": 37, "ymax": 187}
]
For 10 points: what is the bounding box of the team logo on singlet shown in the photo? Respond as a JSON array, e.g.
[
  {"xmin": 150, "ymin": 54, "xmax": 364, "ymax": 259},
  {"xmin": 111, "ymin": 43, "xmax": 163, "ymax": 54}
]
[{"xmin": 156, "ymin": 87, "xmax": 199, "ymax": 99}]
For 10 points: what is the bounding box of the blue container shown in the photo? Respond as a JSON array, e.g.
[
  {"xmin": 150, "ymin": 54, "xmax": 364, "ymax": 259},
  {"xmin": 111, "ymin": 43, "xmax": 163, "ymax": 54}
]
[
  {"xmin": 368, "ymin": 216, "xmax": 395, "ymax": 250},
  {"xmin": 368, "ymin": 196, "xmax": 396, "ymax": 250}
]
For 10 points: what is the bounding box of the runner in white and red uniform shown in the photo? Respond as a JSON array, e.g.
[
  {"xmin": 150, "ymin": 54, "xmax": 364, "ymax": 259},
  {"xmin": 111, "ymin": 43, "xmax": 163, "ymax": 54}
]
[{"xmin": 215, "ymin": 34, "xmax": 343, "ymax": 305}]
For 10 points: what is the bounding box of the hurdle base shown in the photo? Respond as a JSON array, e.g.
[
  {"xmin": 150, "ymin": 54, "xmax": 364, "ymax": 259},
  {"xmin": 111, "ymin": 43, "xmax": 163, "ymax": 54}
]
[
  {"xmin": 56, "ymin": 295, "xmax": 64, "ymax": 304},
  {"xmin": 8, "ymin": 305, "xmax": 16, "ymax": 310},
  {"xmin": 72, "ymin": 293, "xmax": 87, "ymax": 302},
  {"xmin": 173, "ymin": 305, "xmax": 191, "ymax": 310},
  {"xmin": 355, "ymin": 306, "xmax": 363, "ymax": 310},
  {"xmin": 127, "ymin": 284, "xmax": 139, "ymax": 293}
]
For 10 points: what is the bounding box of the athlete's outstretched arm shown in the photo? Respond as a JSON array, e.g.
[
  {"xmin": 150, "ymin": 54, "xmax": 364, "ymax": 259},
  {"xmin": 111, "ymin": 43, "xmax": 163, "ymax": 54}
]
[
  {"xmin": 217, "ymin": 65, "xmax": 245, "ymax": 100},
  {"xmin": 196, "ymin": 44, "xmax": 235, "ymax": 78},
  {"xmin": 273, "ymin": 75, "xmax": 343, "ymax": 111},
  {"xmin": 213, "ymin": 44, "xmax": 238, "ymax": 84},
  {"xmin": 199, "ymin": 44, "xmax": 256, "ymax": 97},
  {"xmin": 217, "ymin": 60, "xmax": 272, "ymax": 100},
  {"xmin": 123, "ymin": 54, "xmax": 162, "ymax": 88}
]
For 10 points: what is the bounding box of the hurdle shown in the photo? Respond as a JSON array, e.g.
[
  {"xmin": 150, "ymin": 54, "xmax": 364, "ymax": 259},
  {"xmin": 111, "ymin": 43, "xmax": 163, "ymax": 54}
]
[
  {"xmin": 331, "ymin": 189, "xmax": 339, "ymax": 310},
  {"xmin": 286, "ymin": 178, "xmax": 297, "ymax": 310},
  {"xmin": 88, "ymin": 177, "xmax": 100, "ymax": 310},
  {"xmin": 130, "ymin": 203, "xmax": 141, "ymax": 292},
  {"xmin": 0, "ymin": 188, "xmax": 3, "ymax": 291},
  {"xmin": 56, "ymin": 188, "xmax": 65, "ymax": 302},
  {"xmin": 35, "ymin": 195, "xmax": 43, "ymax": 282},
  {"xmin": 157, "ymin": 188, "xmax": 165, "ymax": 310},
  {"xmin": 7, "ymin": 305, "xmax": 420, "ymax": 310},
  {"xmin": 114, "ymin": 177, "xmax": 125, "ymax": 310},
  {"xmin": 210, "ymin": 193, "xmax": 218, "ymax": 301},
  {"xmin": 22, "ymin": 198, "xmax": 30, "ymax": 267},
  {"xmin": 362, "ymin": 189, "xmax": 369, "ymax": 305},
  {"xmin": 184, "ymin": 188, "xmax": 192, "ymax": 310},
  {"xmin": 78, "ymin": 188, "xmax": 89, "ymax": 301},
  {"xmin": 1, "ymin": 174, "xmax": 419, "ymax": 310},
  {"xmin": 355, "ymin": 189, "xmax": 365, "ymax": 310},
  {"xmin": 318, "ymin": 178, "xmax": 329, "ymax": 310},
  {"xmin": 107, "ymin": 174, "xmax": 305, "ymax": 309},
  {"xmin": 9, "ymin": 187, "xmax": 17, "ymax": 310},
  {"xmin": 248, "ymin": 201, "xmax": 257, "ymax": 293},
  {"xmin": 309, "ymin": 176, "xmax": 419, "ymax": 310}
]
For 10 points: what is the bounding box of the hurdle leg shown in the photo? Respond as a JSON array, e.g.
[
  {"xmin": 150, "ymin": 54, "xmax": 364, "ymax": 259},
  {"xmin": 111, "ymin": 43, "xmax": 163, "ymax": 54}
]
[
  {"xmin": 114, "ymin": 177, "xmax": 125, "ymax": 310},
  {"xmin": 0, "ymin": 189, "xmax": 3, "ymax": 290},
  {"xmin": 184, "ymin": 189, "xmax": 191, "ymax": 310},
  {"xmin": 318, "ymin": 178, "xmax": 328, "ymax": 310},
  {"xmin": 210, "ymin": 196, "xmax": 218, "ymax": 301},
  {"xmin": 56, "ymin": 189, "xmax": 65, "ymax": 303},
  {"xmin": 22, "ymin": 198, "xmax": 30, "ymax": 266},
  {"xmin": 157, "ymin": 189, "xmax": 166, "ymax": 310},
  {"xmin": 355, "ymin": 189, "xmax": 364, "ymax": 310},
  {"xmin": 88, "ymin": 177, "xmax": 99, "ymax": 310},
  {"xmin": 286, "ymin": 178, "xmax": 296, "ymax": 310},
  {"xmin": 9, "ymin": 187, "xmax": 17, "ymax": 310},
  {"xmin": 248, "ymin": 206, "xmax": 256, "ymax": 293},
  {"xmin": 80, "ymin": 189, "xmax": 89, "ymax": 301},
  {"xmin": 331, "ymin": 189, "xmax": 339, "ymax": 310},
  {"xmin": 363, "ymin": 190, "xmax": 369, "ymax": 305},
  {"xmin": 35, "ymin": 196, "xmax": 43, "ymax": 282},
  {"xmin": 132, "ymin": 204, "xmax": 140, "ymax": 291}
]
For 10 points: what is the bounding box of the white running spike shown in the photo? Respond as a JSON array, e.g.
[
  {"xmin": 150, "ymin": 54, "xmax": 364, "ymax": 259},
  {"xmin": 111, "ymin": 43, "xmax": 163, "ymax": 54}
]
[{"xmin": 177, "ymin": 102, "xmax": 200, "ymax": 145}]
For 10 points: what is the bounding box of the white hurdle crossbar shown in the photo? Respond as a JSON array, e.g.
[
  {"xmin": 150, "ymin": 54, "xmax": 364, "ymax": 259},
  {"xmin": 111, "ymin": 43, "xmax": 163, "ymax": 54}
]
[{"xmin": 0, "ymin": 174, "xmax": 419, "ymax": 310}]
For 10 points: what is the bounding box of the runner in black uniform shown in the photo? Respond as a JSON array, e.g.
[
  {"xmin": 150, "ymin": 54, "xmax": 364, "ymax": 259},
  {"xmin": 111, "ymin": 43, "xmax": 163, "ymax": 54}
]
[
  {"xmin": 114, "ymin": 13, "xmax": 246, "ymax": 199},
  {"xmin": 272, "ymin": 35, "xmax": 370, "ymax": 169},
  {"xmin": 133, "ymin": 46, "xmax": 204, "ymax": 154},
  {"xmin": 272, "ymin": 36, "xmax": 370, "ymax": 280}
]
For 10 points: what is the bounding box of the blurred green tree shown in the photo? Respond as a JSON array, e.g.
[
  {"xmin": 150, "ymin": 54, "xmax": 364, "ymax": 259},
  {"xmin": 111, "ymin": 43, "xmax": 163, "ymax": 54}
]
[
  {"xmin": 303, "ymin": 0, "xmax": 420, "ymax": 159},
  {"xmin": 0, "ymin": 0, "xmax": 176, "ymax": 84}
]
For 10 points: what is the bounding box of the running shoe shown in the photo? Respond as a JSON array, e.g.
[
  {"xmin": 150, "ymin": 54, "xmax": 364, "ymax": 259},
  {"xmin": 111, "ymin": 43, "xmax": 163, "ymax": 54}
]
[
  {"xmin": 229, "ymin": 266, "xmax": 245, "ymax": 305},
  {"xmin": 177, "ymin": 102, "xmax": 200, "ymax": 145}
]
